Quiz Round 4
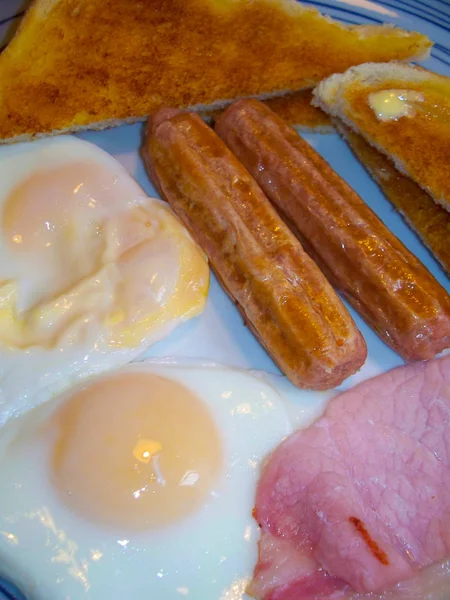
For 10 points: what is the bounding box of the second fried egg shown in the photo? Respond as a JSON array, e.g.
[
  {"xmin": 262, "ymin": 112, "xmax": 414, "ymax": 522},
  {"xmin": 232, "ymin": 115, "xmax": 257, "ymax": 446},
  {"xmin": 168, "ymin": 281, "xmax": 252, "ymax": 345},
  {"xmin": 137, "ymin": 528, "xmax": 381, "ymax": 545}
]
[
  {"xmin": 0, "ymin": 136, "xmax": 209, "ymax": 423},
  {"xmin": 0, "ymin": 361, "xmax": 301, "ymax": 600}
]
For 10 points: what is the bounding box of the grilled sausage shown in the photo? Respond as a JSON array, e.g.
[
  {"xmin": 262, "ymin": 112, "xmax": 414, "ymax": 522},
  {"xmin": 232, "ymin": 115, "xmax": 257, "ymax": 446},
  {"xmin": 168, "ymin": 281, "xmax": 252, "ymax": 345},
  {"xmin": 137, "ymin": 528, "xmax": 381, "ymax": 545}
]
[
  {"xmin": 215, "ymin": 98, "xmax": 450, "ymax": 361},
  {"xmin": 143, "ymin": 108, "xmax": 367, "ymax": 389}
]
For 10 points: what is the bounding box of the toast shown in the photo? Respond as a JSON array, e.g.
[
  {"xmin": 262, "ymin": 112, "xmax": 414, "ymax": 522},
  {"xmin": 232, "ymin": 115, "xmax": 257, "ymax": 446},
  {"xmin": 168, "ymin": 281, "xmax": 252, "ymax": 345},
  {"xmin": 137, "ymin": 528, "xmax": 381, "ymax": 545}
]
[
  {"xmin": 335, "ymin": 119, "xmax": 450, "ymax": 276},
  {"xmin": 313, "ymin": 62, "xmax": 450, "ymax": 211},
  {"xmin": 0, "ymin": 0, "xmax": 431, "ymax": 144}
]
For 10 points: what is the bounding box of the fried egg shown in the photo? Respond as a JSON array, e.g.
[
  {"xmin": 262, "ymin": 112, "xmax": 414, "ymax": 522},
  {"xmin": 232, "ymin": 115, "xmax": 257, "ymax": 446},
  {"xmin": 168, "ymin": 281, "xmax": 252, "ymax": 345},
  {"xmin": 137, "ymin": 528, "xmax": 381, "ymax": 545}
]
[
  {"xmin": 0, "ymin": 137, "xmax": 209, "ymax": 424},
  {"xmin": 0, "ymin": 360, "xmax": 328, "ymax": 600}
]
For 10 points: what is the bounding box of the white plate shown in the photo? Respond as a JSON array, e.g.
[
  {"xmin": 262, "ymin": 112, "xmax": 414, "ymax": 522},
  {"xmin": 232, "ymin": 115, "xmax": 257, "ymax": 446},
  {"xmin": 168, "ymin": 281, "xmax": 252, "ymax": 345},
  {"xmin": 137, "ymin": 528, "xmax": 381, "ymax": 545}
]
[{"xmin": 0, "ymin": 0, "xmax": 449, "ymax": 599}]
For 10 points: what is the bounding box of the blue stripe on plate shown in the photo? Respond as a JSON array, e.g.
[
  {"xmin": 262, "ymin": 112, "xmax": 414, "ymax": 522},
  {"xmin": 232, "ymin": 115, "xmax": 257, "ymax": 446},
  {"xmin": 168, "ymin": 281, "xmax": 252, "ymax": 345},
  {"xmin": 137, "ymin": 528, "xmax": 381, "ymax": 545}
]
[
  {"xmin": 369, "ymin": 0, "xmax": 450, "ymax": 32},
  {"xmin": 432, "ymin": 47, "xmax": 450, "ymax": 67},
  {"xmin": 406, "ymin": 0, "xmax": 450, "ymax": 15},
  {"xmin": 331, "ymin": 16, "xmax": 359, "ymax": 25},
  {"xmin": 406, "ymin": 0, "xmax": 450, "ymax": 21},
  {"xmin": 388, "ymin": 0, "xmax": 450, "ymax": 15},
  {"xmin": 0, "ymin": 579, "xmax": 26, "ymax": 600},
  {"xmin": 299, "ymin": 0, "xmax": 384, "ymax": 23},
  {"xmin": 432, "ymin": 54, "xmax": 450, "ymax": 67},
  {"xmin": 432, "ymin": 0, "xmax": 450, "ymax": 9},
  {"xmin": 0, "ymin": 10, "xmax": 24, "ymax": 27},
  {"xmin": 435, "ymin": 43, "xmax": 450, "ymax": 57},
  {"xmin": 392, "ymin": 0, "xmax": 450, "ymax": 27}
]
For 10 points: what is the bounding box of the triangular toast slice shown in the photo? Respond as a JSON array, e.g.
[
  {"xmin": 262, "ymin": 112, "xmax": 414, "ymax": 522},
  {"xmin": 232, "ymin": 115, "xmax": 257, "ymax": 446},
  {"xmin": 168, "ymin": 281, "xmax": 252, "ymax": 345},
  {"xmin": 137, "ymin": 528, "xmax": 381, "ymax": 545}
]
[
  {"xmin": 0, "ymin": 0, "xmax": 431, "ymax": 143},
  {"xmin": 313, "ymin": 62, "xmax": 450, "ymax": 211}
]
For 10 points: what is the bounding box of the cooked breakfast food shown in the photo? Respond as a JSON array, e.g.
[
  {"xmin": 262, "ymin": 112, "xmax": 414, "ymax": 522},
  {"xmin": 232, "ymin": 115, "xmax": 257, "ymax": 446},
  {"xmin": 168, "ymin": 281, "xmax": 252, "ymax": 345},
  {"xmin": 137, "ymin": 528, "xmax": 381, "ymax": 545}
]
[
  {"xmin": 313, "ymin": 62, "xmax": 450, "ymax": 211},
  {"xmin": 143, "ymin": 108, "xmax": 367, "ymax": 390},
  {"xmin": 204, "ymin": 90, "xmax": 332, "ymax": 130},
  {"xmin": 0, "ymin": 135, "xmax": 209, "ymax": 424},
  {"xmin": 0, "ymin": 0, "xmax": 449, "ymax": 598},
  {"xmin": 0, "ymin": 361, "xmax": 301, "ymax": 599},
  {"xmin": 0, "ymin": 0, "xmax": 432, "ymax": 144},
  {"xmin": 215, "ymin": 98, "xmax": 450, "ymax": 362},
  {"xmin": 249, "ymin": 90, "xmax": 332, "ymax": 130},
  {"xmin": 249, "ymin": 354, "xmax": 450, "ymax": 600},
  {"xmin": 336, "ymin": 120, "xmax": 450, "ymax": 276}
]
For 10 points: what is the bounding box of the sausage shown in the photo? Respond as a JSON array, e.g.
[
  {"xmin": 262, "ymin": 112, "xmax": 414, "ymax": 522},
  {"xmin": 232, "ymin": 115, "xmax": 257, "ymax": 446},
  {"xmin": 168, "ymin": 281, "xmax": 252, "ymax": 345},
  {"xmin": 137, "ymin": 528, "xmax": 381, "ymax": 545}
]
[
  {"xmin": 215, "ymin": 98, "xmax": 450, "ymax": 361},
  {"xmin": 143, "ymin": 108, "xmax": 367, "ymax": 390}
]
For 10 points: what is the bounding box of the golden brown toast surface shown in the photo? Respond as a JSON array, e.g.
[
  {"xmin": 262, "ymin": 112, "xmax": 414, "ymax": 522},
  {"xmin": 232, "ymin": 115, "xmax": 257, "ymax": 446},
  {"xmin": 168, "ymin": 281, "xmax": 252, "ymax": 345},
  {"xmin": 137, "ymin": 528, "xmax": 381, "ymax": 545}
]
[
  {"xmin": 0, "ymin": 0, "xmax": 431, "ymax": 143},
  {"xmin": 337, "ymin": 120, "xmax": 450, "ymax": 276},
  {"xmin": 314, "ymin": 63, "xmax": 450, "ymax": 210}
]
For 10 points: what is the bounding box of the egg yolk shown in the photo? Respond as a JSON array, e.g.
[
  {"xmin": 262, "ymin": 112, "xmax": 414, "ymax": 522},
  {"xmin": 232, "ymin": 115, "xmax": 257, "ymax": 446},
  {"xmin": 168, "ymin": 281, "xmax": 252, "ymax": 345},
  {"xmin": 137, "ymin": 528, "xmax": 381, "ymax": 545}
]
[
  {"xmin": 3, "ymin": 162, "xmax": 138, "ymax": 306},
  {"xmin": 50, "ymin": 372, "xmax": 223, "ymax": 530},
  {"xmin": 0, "ymin": 161, "xmax": 209, "ymax": 349}
]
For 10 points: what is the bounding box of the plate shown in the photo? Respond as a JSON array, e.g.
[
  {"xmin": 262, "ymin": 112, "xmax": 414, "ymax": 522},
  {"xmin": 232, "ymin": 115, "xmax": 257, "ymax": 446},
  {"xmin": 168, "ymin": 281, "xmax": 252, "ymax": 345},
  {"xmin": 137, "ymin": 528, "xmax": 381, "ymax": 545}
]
[{"xmin": 0, "ymin": 0, "xmax": 449, "ymax": 598}]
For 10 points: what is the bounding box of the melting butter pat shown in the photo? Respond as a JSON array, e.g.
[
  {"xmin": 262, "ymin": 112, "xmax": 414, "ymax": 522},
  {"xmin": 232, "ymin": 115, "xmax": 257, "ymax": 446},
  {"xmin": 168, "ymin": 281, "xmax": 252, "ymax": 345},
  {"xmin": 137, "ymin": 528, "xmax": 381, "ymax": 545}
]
[{"xmin": 368, "ymin": 89, "xmax": 424, "ymax": 121}]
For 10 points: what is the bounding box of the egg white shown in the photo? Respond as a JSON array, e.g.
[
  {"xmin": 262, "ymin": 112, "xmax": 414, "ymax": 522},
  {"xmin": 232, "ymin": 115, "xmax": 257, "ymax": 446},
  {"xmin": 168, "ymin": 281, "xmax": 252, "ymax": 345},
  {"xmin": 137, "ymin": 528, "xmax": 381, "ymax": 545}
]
[{"xmin": 0, "ymin": 360, "xmax": 302, "ymax": 600}]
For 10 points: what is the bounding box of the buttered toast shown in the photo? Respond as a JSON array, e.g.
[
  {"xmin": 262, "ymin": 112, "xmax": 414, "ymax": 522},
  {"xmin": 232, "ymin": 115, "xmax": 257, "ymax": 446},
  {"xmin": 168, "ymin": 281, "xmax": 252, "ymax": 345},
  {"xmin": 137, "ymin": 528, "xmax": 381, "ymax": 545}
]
[
  {"xmin": 0, "ymin": 0, "xmax": 431, "ymax": 144},
  {"xmin": 313, "ymin": 63, "xmax": 450, "ymax": 211}
]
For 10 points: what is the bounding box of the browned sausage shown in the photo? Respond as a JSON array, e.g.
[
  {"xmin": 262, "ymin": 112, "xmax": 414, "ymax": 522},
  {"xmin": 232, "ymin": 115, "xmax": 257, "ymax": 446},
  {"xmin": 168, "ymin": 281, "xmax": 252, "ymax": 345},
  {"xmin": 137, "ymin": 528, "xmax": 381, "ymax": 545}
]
[
  {"xmin": 143, "ymin": 108, "xmax": 367, "ymax": 390},
  {"xmin": 215, "ymin": 98, "xmax": 450, "ymax": 361}
]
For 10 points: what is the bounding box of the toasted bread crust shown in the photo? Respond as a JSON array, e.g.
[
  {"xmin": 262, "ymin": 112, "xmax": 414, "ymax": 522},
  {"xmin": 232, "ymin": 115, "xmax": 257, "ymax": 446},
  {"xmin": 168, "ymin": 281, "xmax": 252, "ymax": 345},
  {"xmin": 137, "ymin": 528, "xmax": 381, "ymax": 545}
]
[
  {"xmin": 313, "ymin": 62, "xmax": 450, "ymax": 210},
  {"xmin": 0, "ymin": 0, "xmax": 431, "ymax": 143}
]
